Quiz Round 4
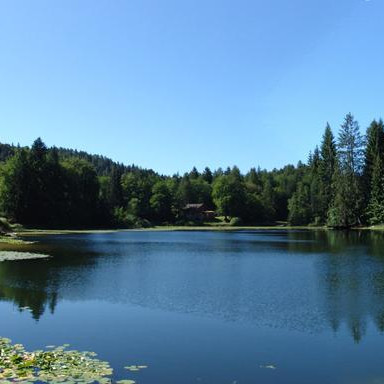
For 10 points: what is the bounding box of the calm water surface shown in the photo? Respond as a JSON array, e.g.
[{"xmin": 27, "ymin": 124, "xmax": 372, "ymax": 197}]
[{"xmin": 1, "ymin": 230, "xmax": 384, "ymax": 384}]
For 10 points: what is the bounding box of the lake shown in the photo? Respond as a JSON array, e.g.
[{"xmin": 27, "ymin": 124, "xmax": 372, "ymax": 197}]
[{"xmin": 1, "ymin": 230, "xmax": 384, "ymax": 384}]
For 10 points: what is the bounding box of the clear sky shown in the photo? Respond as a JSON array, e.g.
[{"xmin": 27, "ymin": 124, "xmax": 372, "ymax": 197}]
[{"xmin": 0, "ymin": 0, "xmax": 383, "ymax": 175}]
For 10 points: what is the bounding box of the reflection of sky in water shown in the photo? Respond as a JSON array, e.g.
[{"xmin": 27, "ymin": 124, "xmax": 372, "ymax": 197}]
[
  {"xmin": 1, "ymin": 230, "xmax": 384, "ymax": 337},
  {"xmin": 1, "ymin": 231, "xmax": 384, "ymax": 383}
]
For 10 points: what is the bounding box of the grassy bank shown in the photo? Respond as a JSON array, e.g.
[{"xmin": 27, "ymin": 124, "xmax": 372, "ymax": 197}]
[
  {"xmin": 18, "ymin": 228, "xmax": 127, "ymax": 236},
  {"xmin": 150, "ymin": 225, "xmax": 326, "ymax": 231},
  {"xmin": 16, "ymin": 225, "xmax": 326, "ymax": 236},
  {"xmin": 0, "ymin": 236, "xmax": 34, "ymax": 244},
  {"xmin": 13, "ymin": 223, "xmax": 384, "ymax": 237}
]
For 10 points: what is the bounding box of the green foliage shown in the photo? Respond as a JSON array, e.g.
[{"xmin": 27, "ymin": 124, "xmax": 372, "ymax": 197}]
[
  {"xmin": 366, "ymin": 155, "xmax": 384, "ymax": 225},
  {"xmin": 121, "ymin": 171, "xmax": 155, "ymax": 220},
  {"xmin": 176, "ymin": 176, "xmax": 212, "ymax": 209},
  {"xmin": 1, "ymin": 114, "xmax": 383, "ymax": 229},
  {"xmin": 318, "ymin": 124, "xmax": 337, "ymax": 222},
  {"xmin": 108, "ymin": 164, "xmax": 124, "ymax": 208},
  {"xmin": 337, "ymin": 113, "xmax": 364, "ymax": 175},
  {"xmin": 0, "ymin": 143, "xmax": 15, "ymax": 162},
  {"xmin": 0, "ymin": 140, "xmax": 102, "ymax": 227},
  {"xmin": 113, "ymin": 207, "xmax": 136, "ymax": 228},
  {"xmin": 0, "ymin": 149, "xmax": 32, "ymax": 224},
  {"xmin": 0, "ymin": 217, "xmax": 12, "ymax": 232},
  {"xmin": 212, "ymin": 171, "xmax": 246, "ymax": 220},
  {"xmin": 363, "ymin": 120, "xmax": 384, "ymax": 194},
  {"xmin": 288, "ymin": 182, "xmax": 311, "ymax": 225},
  {"xmin": 327, "ymin": 162, "xmax": 361, "ymax": 227},
  {"xmin": 327, "ymin": 114, "xmax": 364, "ymax": 227},
  {"xmin": 61, "ymin": 157, "xmax": 100, "ymax": 226},
  {"xmin": 150, "ymin": 180, "xmax": 174, "ymax": 223},
  {"xmin": 202, "ymin": 167, "xmax": 213, "ymax": 184},
  {"xmin": 0, "ymin": 337, "xmax": 142, "ymax": 383},
  {"xmin": 229, "ymin": 217, "xmax": 242, "ymax": 226}
]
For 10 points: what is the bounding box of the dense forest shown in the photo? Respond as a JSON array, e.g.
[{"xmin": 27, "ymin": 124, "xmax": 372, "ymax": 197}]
[{"xmin": 1, "ymin": 113, "xmax": 383, "ymax": 228}]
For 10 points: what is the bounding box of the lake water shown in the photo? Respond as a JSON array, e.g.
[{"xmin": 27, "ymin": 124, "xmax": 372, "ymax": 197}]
[{"xmin": 1, "ymin": 230, "xmax": 384, "ymax": 384}]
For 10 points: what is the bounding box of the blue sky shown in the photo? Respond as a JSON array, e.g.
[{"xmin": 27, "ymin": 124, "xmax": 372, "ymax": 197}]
[{"xmin": 0, "ymin": 0, "xmax": 382, "ymax": 175}]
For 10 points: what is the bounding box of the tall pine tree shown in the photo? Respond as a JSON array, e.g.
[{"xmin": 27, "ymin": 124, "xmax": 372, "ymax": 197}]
[
  {"xmin": 327, "ymin": 114, "xmax": 364, "ymax": 227},
  {"xmin": 363, "ymin": 119, "xmax": 384, "ymax": 213},
  {"xmin": 319, "ymin": 123, "xmax": 337, "ymax": 223},
  {"xmin": 366, "ymin": 155, "xmax": 384, "ymax": 225}
]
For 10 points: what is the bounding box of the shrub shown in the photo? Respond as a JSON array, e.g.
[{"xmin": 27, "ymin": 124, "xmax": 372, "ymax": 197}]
[{"xmin": 229, "ymin": 217, "xmax": 242, "ymax": 226}]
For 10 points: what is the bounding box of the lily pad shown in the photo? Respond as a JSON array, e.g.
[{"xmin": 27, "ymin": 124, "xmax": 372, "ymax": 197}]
[
  {"xmin": 124, "ymin": 365, "xmax": 147, "ymax": 372},
  {"xmin": 0, "ymin": 337, "xmax": 112, "ymax": 383},
  {"xmin": 0, "ymin": 337, "xmax": 144, "ymax": 383}
]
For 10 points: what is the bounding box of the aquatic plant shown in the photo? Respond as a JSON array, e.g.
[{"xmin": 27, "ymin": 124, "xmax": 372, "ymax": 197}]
[{"xmin": 0, "ymin": 337, "xmax": 138, "ymax": 383}]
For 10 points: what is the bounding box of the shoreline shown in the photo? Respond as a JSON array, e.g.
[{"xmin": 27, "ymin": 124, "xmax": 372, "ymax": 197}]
[
  {"xmin": 15, "ymin": 225, "xmax": 323, "ymax": 236},
  {"xmin": 10, "ymin": 225, "xmax": 338, "ymax": 237},
  {"xmin": 2, "ymin": 224, "xmax": 383, "ymax": 241}
]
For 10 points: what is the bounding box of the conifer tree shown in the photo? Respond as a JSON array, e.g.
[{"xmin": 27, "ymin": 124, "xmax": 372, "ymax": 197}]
[
  {"xmin": 338, "ymin": 113, "xmax": 364, "ymax": 175},
  {"xmin": 108, "ymin": 164, "xmax": 124, "ymax": 208},
  {"xmin": 319, "ymin": 123, "xmax": 337, "ymax": 222},
  {"xmin": 327, "ymin": 114, "xmax": 364, "ymax": 227},
  {"xmin": 189, "ymin": 167, "xmax": 200, "ymax": 179},
  {"xmin": 288, "ymin": 182, "xmax": 311, "ymax": 225},
  {"xmin": 309, "ymin": 146, "xmax": 322, "ymax": 223},
  {"xmin": 261, "ymin": 177, "xmax": 276, "ymax": 222},
  {"xmin": 202, "ymin": 167, "xmax": 213, "ymax": 184},
  {"xmin": 0, "ymin": 148, "xmax": 31, "ymax": 223},
  {"xmin": 363, "ymin": 119, "xmax": 384, "ymax": 208},
  {"xmin": 366, "ymin": 155, "xmax": 384, "ymax": 225}
]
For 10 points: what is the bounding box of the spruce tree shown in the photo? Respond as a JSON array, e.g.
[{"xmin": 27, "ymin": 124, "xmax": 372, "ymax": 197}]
[
  {"xmin": 363, "ymin": 119, "xmax": 384, "ymax": 209},
  {"xmin": 288, "ymin": 182, "xmax": 311, "ymax": 225},
  {"xmin": 261, "ymin": 177, "xmax": 276, "ymax": 222},
  {"xmin": 327, "ymin": 114, "xmax": 364, "ymax": 227},
  {"xmin": 310, "ymin": 146, "xmax": 322, "ymax": 223},
  {"xmin": 109, "ymin": 164, "xmax": 124, "ymax": 208},
  {"xmin": 319, "ymin": 123, "xmax": 337, "ymax": 222},
  {"xmin": 0, "ymin": 149, "xmax": 31, "ymax": 223},
  {"xmin": 366, "ymin": 155, "xmax": 384, "ymax": 225},
  {"xmin": 338, "ymin": 113, "xmax": 364, "ymax": 175},
  {"xmin": 189, "ymin": 167, "xmax": 200, "ymax": 179},
  {"xmin": 202, "ymin": 167, "xmax": 213, "ymax": 184}
]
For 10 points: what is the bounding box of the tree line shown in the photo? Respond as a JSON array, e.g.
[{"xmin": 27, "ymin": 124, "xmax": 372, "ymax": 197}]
[
  {"xmin": 0, "ymin": 113, "xmax": 383, "ymax": 228},
  {"xmin": 288, "ymin": 113, "xmax": 384, "ymax": 227}
]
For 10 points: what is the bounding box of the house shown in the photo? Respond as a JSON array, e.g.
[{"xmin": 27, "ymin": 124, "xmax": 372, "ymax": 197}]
[{"xmin": 182, "ymin": 203, "xmax": 216, "ymax": 222}]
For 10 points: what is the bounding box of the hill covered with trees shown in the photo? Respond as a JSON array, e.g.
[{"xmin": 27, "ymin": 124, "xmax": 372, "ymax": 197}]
[{"xmin": 1, "ymin": 113, "xmax": 383, "ymax": 229}]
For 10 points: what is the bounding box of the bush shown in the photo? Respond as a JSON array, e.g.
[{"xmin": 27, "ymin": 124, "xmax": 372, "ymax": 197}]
[
  {"xmin": 0, "ymin": 217, "xmax": 12, "ymax": 233},
  {"xmin": 113, "ymin": 207, "xmax": 136, "ymax": 228},
  {"xmin": 229, "ymin": 217, "xmax": 242, "ymax": 226},
  {"xmin": 135, "ymin": 218, "xmax": 152, "ymax": 228},
  {"xmin": 10, "ymin": 223, "xmax": 24, "ymax": 231}
]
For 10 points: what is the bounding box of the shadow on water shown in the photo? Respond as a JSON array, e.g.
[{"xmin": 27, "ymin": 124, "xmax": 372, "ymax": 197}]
[
  {"xmin": 1, "ymin": 230, "xmax": 384, "ymax": 344},
  {"xmin": 0, "ymin": 235, "xmax": 102, "ymax": 320}
]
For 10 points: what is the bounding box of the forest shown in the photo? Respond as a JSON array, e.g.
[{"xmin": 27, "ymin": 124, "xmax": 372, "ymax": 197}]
[{"xmin": 0, "ymin": 113, "xmax": 383, "ymax": 229}]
